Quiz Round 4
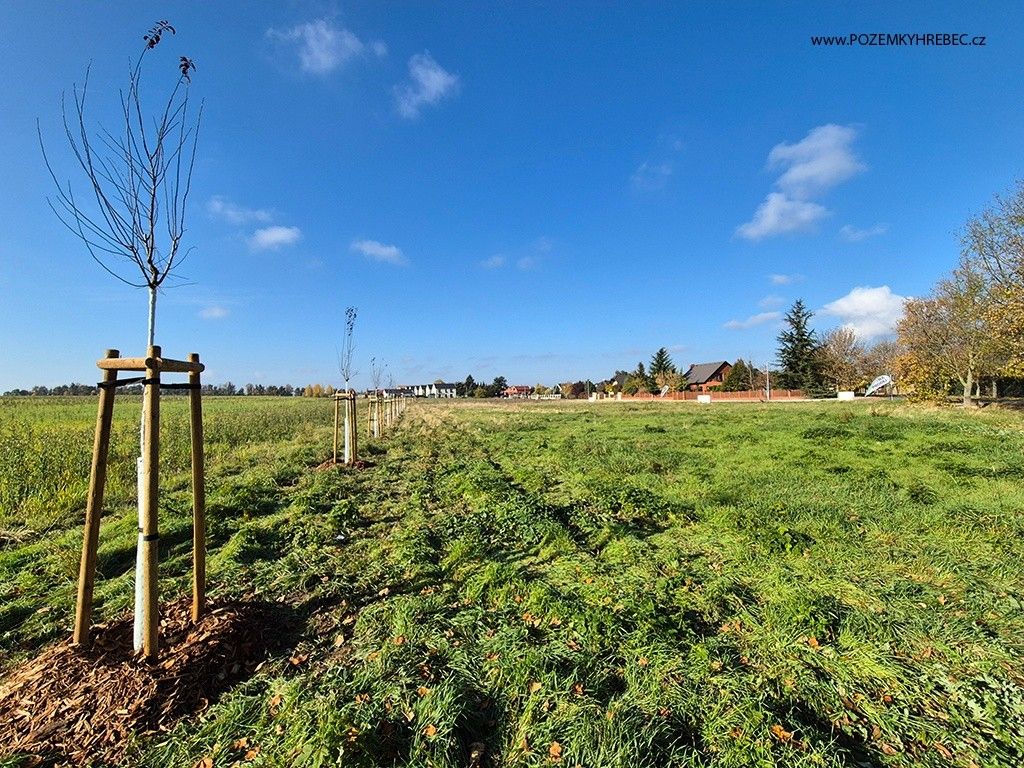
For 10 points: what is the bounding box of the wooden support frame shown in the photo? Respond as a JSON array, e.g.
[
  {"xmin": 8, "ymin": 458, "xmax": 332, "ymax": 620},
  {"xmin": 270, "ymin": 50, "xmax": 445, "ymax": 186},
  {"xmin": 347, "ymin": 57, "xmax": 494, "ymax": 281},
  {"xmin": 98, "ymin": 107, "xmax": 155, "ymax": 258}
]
[
  {"xmin": 73, "ymin": 349, "xmax": 119, "ymax": 646},
  {"xmin": 72, "ymin": 346, "xmax": 207, "ymax": 657}
]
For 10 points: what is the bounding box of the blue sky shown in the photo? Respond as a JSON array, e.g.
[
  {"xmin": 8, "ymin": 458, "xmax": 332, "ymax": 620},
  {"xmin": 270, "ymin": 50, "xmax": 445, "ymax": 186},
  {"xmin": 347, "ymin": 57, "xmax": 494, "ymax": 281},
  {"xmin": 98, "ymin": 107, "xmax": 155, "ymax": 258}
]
[{"xmin": 2, "ymin": 2, "xmax": 1022, "ymax": 390}]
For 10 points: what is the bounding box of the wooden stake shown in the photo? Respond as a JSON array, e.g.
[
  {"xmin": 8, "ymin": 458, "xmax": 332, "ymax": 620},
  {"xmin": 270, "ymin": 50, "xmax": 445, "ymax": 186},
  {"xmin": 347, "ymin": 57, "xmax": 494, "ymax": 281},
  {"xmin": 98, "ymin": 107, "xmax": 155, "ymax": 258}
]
[
  {"xmin": 73, "ymin": 349, "xmax": 119, "ymax": 646},
  {"xmin": 349, "ymin": 394, "xmax": 358, "ymax": 464},
  {"xmin": 188, "ymin": 353, "xmax": 206, "ymax": 622},
  {"xmin": 141, "ymin": 345, "xmax": 161, "ymax": 658},
  {"xmin": 333, "ymin": 395, "xmax": 340, "ymax": 464}
]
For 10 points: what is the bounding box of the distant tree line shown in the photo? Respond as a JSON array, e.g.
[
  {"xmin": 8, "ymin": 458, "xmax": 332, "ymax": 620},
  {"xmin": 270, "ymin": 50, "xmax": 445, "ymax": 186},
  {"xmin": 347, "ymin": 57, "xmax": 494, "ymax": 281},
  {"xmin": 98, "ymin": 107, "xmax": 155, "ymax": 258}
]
[{"xmin": 2, "ymin": 382, "xmax": 313, "ymax": 397}]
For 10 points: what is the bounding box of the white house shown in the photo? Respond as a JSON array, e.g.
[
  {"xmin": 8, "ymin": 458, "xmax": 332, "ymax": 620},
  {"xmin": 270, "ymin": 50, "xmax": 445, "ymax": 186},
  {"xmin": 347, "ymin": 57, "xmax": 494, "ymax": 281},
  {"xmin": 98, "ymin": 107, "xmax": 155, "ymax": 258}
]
[{"xmin": 407, "ymin": 382, "xmax": 459, "ymax": 398}]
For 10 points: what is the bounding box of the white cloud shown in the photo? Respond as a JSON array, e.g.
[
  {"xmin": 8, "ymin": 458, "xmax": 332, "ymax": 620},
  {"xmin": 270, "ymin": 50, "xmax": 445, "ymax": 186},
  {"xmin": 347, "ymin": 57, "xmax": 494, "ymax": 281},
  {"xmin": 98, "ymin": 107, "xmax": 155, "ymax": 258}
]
[
  {"xmin": 736, "ymin": 192, "xmax": 828, "ymax": 240},
  {"xmin": 768, "ymin": 124, "xmax": 865, "ymax": 200},
  {"xmin": 199, "ymin": 305, "xmax": 230, "ymax": 320},
  {"xmin": 724, "ymin": 311, "xmax": 782, "ymax": 330},
  {"xmin": 371, "ymin": 41, "xmax": 388, "ymax": 57},
  {"xmin": 481, "ymin": 255, "xmax": 506, "ymax": 269},
  {"xmin": 533, "ymin": 236, "xmax": 554, "ymax": 252},
  {"xmin": 395, "ymin": 52, "xmax": 459, "ymax": 119},
  {"xmin": 268, "ymin": 19, "xmax": 370, "ymax": 74},
  {"xmin": 207, "ymin": 196, "xmax": 273, "ymax": 225},
  {"xmin": 821, "ymin": 285, "xmax": 907, "ymax": 340},
  {"xmin": 249, "ymin": 225, "xmax": 302, "ymax": 250},
  {"xmin": 351, "ymin": 239, "xmax": 407, "ymax": 265},
  {"xmin": 738, "ymin": 124, "xmax": 865, "ymax": 240},
  {"xmin": 840, "ymin": 223, "xmax": 889, "ymax": 242},
  {"xmin": 759, "ymin": 294, "xmax": 785, "ymax": 309},
  {"xmin": 516, "ymin": 256, "xmax": 537, "ymax": 270},
  {"xmin": 770, "ymin": 273, "xmax": 803, "ymax": 285},
  {"xmin": 630, "ymin": 161, "xmax": 672, "ymax": 191}
]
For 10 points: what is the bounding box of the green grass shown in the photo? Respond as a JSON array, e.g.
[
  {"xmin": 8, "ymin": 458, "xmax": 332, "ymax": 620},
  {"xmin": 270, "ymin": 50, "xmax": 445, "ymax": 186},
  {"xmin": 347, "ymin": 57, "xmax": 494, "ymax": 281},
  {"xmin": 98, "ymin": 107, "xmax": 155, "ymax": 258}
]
[{"xmin": 2, "ymin": 397, "xmax": 1024, "ymax": 766}]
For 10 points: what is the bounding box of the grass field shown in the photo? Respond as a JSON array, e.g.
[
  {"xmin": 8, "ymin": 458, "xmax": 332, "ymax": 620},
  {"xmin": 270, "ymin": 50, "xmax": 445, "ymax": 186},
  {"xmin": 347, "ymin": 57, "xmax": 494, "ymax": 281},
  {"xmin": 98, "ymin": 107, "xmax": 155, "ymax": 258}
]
[{"xmin": 2, "ymin": 396, "xmax": 1024, "ymax": 767}]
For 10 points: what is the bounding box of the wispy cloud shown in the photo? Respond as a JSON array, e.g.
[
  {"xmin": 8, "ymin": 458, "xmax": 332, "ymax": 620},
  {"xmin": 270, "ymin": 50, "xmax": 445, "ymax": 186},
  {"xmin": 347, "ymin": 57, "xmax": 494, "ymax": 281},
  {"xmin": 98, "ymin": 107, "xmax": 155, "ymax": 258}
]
[
  {"xmin": 769, "ymin": 124, "xmax": 865, "ymax": 200},
  {"xmin": 199, "ymin": 305, "xmax": 230, "ymax": 320},
  {"xmin": 630, "ymin": 161, "xmax": 673, "ymax": 191},
  {"xmin": 770, "ymin": 273, "xmax": 803, "ymax": 285},
  {"xmin": 821, "ymin": 285, "xmax": 907, "ymax": 339},
  {"xmin": 516, "ymin": 256, "xmax": 537, "ymax": 270},
  {"xmin": 351, "ymin": 239, "xmax": 407, "ymax": 265},
  {"xmin": 736, "ymin": 193, "xmax": 828, "ymax": 240},
  {"xmin": 724, "ymin": 311, "xmax": 782, "ymax": 330},
  {"xmin": 481, "ymin": 255, "xmax": 506, "ymax": 269},
  {"xmin": 207, "ymin": 196, "xmax": 273, "ymax": 225},
  {"xmin": 758, "ymin": 294, "xmax": 785, "ymax": 309},
  {"xmin": 840, "ymin": 223, "xmax": 889, "ymax": 242},
  {"xmin": 267, "ymin": 19, "xmax": 385, "ymax": 75},
  {"xmin": 249, "ymin": 225, "xmax": 302, "ymax": 250},
  {"xmin": 737, "ymin": 124, "xmax": 865, "ymax": 240},
  {"xmin": 533, "ymin": 236, "xmax": 554, "ymax": 252},
  {"xmin": 395, "ymin": 52, "xmax": 459, "ymax": 119}
]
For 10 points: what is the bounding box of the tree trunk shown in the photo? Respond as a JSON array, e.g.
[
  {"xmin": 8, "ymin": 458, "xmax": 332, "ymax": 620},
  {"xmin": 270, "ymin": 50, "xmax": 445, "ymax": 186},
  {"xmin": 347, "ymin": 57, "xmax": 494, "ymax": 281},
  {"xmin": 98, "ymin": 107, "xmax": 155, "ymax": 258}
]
[
  {"xmin": 134, "ymin": 286, "xmax": 157, "ymax": 651},
  {"xmin": 992, "ymin": 379, "xmax": 998, "ymax": 398},
  {"xmin": 963, "ymin": 367, "xmax": 973, "ymax": 406}
]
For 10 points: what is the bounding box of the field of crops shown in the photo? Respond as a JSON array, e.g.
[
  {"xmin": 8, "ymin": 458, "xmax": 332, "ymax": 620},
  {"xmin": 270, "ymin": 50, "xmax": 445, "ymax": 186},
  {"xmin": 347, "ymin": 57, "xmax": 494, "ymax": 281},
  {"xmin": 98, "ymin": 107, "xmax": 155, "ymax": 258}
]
[{"xmin": 2, "ymin": 396, "xmax": 1024, "ymax": 767}]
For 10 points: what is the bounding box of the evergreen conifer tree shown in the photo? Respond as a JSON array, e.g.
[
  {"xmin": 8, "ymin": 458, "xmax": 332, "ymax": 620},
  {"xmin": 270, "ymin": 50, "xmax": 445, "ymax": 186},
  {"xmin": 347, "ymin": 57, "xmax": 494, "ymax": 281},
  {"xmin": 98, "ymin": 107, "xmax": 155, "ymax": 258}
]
[
  {"xmin": 650, "ymin": 347, "xmax": 676, "ymax": 377},
  {"xmin": 776, "ymin": 300, "xmax": 825, "ymax": 391}
]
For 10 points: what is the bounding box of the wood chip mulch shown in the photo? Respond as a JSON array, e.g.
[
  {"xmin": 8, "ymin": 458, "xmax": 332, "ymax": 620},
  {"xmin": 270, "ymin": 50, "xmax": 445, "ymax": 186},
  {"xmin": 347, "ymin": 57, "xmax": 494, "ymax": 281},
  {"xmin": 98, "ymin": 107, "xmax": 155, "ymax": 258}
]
[{"xmin": 0, "ymin": 597, "xmax": 284, "ymax": 766}]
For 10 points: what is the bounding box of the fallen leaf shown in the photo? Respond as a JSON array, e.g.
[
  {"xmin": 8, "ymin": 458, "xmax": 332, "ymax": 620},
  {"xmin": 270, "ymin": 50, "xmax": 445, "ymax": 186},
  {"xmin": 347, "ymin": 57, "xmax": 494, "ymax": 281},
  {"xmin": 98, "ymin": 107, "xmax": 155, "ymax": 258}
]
[
  {"xmin": 529, "ymin": 681, "xmax": 543, "ymax": 694},
  {"xmin": 770, "ymin": 724, "xmax": 794, "ymax": 743},
  {"xmin": 549, "ymin": 741, "xmax": 563, "ymax": 759},
  {"xmin": 424, "ymin": 724, "xmax": 438, "ymax": 737},
  {"xmin": 417, "ymin": 686, "xmax": 430, "ymax": 697},
  {"xmin": 934, "ymin": 743, "xmax": 953, "ymax": 760}
]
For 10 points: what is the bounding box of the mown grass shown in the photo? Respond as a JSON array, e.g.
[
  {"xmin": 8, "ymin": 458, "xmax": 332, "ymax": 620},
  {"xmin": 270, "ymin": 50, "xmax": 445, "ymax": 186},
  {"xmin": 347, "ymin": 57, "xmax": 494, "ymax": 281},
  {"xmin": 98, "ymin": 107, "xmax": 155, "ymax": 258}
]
[{"xmin": 2, "ymin": 397, "xmax": 1024, "ymax": 767}]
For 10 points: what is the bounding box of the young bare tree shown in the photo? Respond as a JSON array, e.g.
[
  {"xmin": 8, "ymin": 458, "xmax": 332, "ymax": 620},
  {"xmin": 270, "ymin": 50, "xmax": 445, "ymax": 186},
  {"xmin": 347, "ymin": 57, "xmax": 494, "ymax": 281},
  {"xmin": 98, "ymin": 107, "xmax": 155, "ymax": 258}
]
[
  {"xmin": 41, "ymin": 21, "xmax": 201, "ymax": 346},
  {"xmin": 370, "ymin": 356, "xmax": 385, "ymax": 394},
  {"xmin": 335, "ymin": 306, "xmax": 358, "ymax": 464},
  {"xmin": 41, "ymin": 21, "xmax": 201, "ymax": 651},
  {"xmin": 338, "ymin": 306, "xmax": 358, "ymax": 392}
]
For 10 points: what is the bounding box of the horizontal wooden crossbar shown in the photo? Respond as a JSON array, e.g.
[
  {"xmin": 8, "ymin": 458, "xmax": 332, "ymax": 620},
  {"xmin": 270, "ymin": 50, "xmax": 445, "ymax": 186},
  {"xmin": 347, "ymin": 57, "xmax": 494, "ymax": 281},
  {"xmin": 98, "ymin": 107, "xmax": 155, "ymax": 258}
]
[{"xmin": 96, "ymin": 356, "xmax": 205, "ymax": 374}]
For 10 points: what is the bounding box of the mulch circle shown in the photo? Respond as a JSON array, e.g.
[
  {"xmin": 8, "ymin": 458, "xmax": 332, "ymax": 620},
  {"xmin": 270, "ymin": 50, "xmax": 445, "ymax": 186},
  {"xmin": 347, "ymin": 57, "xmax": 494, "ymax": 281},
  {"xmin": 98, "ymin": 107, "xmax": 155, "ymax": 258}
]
[{"xmin": 0, "ymin": 597, "xmax": 284, "ymax": 766}]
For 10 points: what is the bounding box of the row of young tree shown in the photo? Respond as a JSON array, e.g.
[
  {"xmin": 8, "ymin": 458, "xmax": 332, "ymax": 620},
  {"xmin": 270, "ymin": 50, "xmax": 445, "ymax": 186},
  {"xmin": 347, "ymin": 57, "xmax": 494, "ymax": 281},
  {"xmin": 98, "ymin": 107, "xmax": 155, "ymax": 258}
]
[{"xmin": 894, "ymin": 181, "xmax": 1024, "ymax": 404}]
